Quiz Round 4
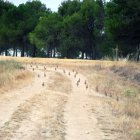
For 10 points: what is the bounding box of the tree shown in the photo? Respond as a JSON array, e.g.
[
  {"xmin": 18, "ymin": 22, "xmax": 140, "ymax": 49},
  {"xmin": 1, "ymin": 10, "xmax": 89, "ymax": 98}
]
[
  {"xmin": 29, "ymin": 12, "xmax": 62, "ymax": 57},
  {"xmin": 80, "ymin": 0, "xmax": 105, "ymax": 59},
  {"xmin": 17, "ymin": 0, "xmax": 48, "ymax": 57},
  {"xmin": 0, "ymin": 0, "xmax": 15, "ymax": 55},
  {"xmin": 106, "ymin": 0, "xmax": 140, "ymax": 60},
  {"xmin": 59, "ymin": 13, "xmax": 85, "ymax": 58},
  {"xmin": 0, "ymin": 0, "xmax": 48, "ymax": 57},
  {"xmin": 58, "ymin": 0, "xmax": 81, "ymax": 17}
]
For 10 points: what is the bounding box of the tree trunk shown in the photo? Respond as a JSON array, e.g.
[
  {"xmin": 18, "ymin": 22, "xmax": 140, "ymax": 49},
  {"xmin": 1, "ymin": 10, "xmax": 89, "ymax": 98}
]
[
  {"xmin": 26, "ymin": 45, "xmax": 28, "ymax": 57},
  {"xmin": 85, "ymin": 53, "xmax": 88, "ymax": 59},
  {"xmin": 50, "ymin": 49, "xmax": 52, "ymax": 58},
  {"xmin": 32, "ymin": 45, "xmax": 36, "ymax": 57},
  {"xmin": 16, "ymin": 48, "xmax": 17, "ymax": 57},
  {"xmin": 47, "ymin": 49, "xmax": 49, "ymax": 58},
  {"xmin": 5, "ymin": 47, "xmax": 8, "ymax": 56},
  {"xmin": 81, "ymin": 51, "xmax": 84, "ymax": 59},
  {"xmin": 21, "ymin": 45, "xmax": 25, "ymax": 57},
  {"xmin": 53, "ymin": 48, "xmax": 56, "ymax": 58},
  {"xmin": 13, "ymin": 46, "xmax": 16, "ymax": 56},
  {"xmin": 136, "ymin": 44, "xmax": 140, "ymax": 62},
  {"xmin": 91, "ymin": 44, "xmax": 97, "ymax": 60}
]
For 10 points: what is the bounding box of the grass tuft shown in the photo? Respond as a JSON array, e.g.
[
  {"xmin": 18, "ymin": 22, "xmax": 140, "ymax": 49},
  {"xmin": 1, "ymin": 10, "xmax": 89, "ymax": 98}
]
[
  {"xmin": 130, "ymin": 129, "xmax": 140, "ymax": 140},
  {"xmin": 0, "ymin": 59, "xmax": 31, "ymax": 92}
]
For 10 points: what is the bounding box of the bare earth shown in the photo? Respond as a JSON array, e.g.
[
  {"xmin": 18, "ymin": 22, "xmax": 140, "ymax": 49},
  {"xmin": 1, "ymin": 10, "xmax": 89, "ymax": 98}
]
[{"xmin": 0, "ymin": 64, "xmax": 122, "ymax": 140}]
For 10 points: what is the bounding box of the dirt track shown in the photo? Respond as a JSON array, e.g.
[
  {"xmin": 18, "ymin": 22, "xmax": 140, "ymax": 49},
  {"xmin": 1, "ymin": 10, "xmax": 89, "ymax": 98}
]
[{"xmin": 0, "ymin": 64, "xmax": 122, "ymax": 140}]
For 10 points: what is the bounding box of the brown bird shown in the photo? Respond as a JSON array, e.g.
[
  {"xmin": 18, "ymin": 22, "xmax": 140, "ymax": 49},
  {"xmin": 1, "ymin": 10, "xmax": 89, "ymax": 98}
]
[
  {"xmin": 69, "ymin": 72, "xmax": 70, "ymax": 76},
  {"xmin": 77, "ymin": 78, "xmax": 80, "ymax": 83},
  {"xmin": 96, "ymin": 86, "xmax": 99, "ymax": 92},
  {"xmin": 105, "ymin": 91, "xmax": 107, "ymax": 96},
  {"xmin": 38, "ymin": 74, "xmax": 40, "ymax": 78},
  {"xmin": 55, "ymin": 68, "xmax": 56, "ymax": 71},
  {"xmin": 85, "ymin": 80, "xmax": 87, "ymax": 85},
  {"xmin": 77, "ymin": 81, "xmax": 79, "ymax": 87},
  {"xmin": 44, "ymin": 73, "xmax": 46, "ymax": 77},
  {"xmin": 116, "ymin": 96, "xmax": 119, "ymax": 101},
  {"xmin": 86, "ymin": 84, "xmax": 88, "ymax": 89},
  {"xmin": 42, "ymin": 82, "xmax": 45, "ymax": 86},
  {"xmin": 73, "ymin": 69, "xmax": 74, "ymax": 72},
  {"xmin": 44, "ymin": 66, "xmax": 46, "ymax": 70},
  {"xmin": 109, "ymin": 93, "xmax": 112, "ymax": 97},
  {"xmin": 33, "ymin": 68, "xmax": 34, "ymax": 71}
]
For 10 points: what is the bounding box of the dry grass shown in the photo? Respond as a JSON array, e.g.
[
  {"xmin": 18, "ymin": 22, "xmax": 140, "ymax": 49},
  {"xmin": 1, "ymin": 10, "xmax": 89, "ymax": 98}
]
[
  {"xmin": 47, "ymin": 72, "xmax": 72, "ymax": 94},
  {"xmin": 0, "ymin": 56, "xmax": 140, "ymax": 139},
  {"xmin": 0, "ymin": 59, "xmax": 32, "ymax": 93},
  {"xmin": 78, "ymin": 63, "xmax": 140, "ymax": 140}
]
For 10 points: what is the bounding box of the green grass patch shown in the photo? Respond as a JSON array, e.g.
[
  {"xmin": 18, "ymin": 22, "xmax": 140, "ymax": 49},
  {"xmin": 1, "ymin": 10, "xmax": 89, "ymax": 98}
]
[{"xmin": 130, "ymin": 129, "xmax": 140, "ymax": 140}]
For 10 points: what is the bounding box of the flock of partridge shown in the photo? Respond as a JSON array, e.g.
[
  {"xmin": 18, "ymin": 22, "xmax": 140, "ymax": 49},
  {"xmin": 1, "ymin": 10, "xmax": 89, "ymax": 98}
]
[
  {"xmin": 29, "ymin": 62, "xmax": 89, "ymax": 90},
  {"xmin": 29, "ymin": 62, "xmax": 119, "ymax": 101}
]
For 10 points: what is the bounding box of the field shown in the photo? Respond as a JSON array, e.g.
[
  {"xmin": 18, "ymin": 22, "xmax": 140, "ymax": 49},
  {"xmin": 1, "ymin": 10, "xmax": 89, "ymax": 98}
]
[{"xmin": 0, "ymin": 56, "xmax": 140, "ymax": 140}]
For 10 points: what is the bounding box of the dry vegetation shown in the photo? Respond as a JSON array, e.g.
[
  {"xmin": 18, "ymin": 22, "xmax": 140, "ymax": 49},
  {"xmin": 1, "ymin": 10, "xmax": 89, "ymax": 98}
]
[
  {"xmin": 47, "ymin": 72, "xmax": 72, "ymax": 94},
  {"xmin": 0, "ymin": 59, "xmax": 32, "ymax": 93},
  {"xmin": 0, "ymin": 56, "xmax": 140, "ymax": 140},
  {"xmin": 78, "ymin": 62, "xmax": 140, "ymax": 140}
]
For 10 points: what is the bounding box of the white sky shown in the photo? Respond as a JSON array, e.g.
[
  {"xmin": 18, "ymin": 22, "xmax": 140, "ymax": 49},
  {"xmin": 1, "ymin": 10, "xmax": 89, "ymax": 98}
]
[
  {"xmin": 7, "ymin": 0, "xmax": 110, "ymax": 12},
  {"xmin": 7, "ymin": 0, "xmax": 64, "ymax": 12}
]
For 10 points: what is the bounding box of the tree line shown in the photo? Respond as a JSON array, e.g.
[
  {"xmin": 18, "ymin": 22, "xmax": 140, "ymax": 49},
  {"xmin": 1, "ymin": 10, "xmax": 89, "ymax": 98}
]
[{"xmin": 0, "ymin": 0, "xmax": 140, "ymax": 61}]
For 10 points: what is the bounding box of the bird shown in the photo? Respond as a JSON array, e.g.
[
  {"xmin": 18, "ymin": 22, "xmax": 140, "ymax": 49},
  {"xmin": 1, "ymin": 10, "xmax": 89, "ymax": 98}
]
[
  {"xmin": 85, "ymin": 80, "xmax": 87, "ymax": 85},
  {"xmin": 63, "ymin": 69, "xmax": 65, "ymax": 73},
  {"xmin": 77, "ymin": 81, "xmax": 79, "ymax": 87},
  {"xmin": 42, "ymin": 82, "xmax": 45, "ymax": 86},
  {"xmin": 105, "ymin": 91, "xmax": 107, "ymax": 96},
  {"xmin": 73, "ymin": 69, "xmax": 74, "ymax": 72},
  {"xmin": 86, "ymin": 84, "xmax": 88, "ymax": 89},
  {"xmin": 109, "ymin": 93, "xmax": 112, "ymax": 97},
  {"xmin": 116, "ymin": 96, "xmax": 119, "ymax": 101},
  {"xmin": 69, "ymin": 72, "xmax": 70, "ymax": 76},
  {"xmin": 96, "ymin": 86, "xmax": 99, "ymax": 92},
  {"xmin": 38, "ymin": 74, "xmax": 40, "ymax": 78},
  {"xmin": 44, "ymin": 66, "xmax": 46, "ymax": 70},
  {"xmin": 55, "ymin": 68, "xmax": 56, "ymax": 71},
  {"xmin": 77, "ymin": 78, "xmax": 80, "ymax": 83},
  {"xmin": 33, "ymin": 68, "xmax": 34, "ymax": 71},
  {"xmin": 44, "ymin": 73, "xmax": 46, "ymax": 77}
]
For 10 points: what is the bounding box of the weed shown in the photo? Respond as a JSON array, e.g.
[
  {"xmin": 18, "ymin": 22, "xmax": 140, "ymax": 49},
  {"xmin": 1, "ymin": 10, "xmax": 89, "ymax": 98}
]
[{"xmin": 130, "ymin": 129, "xmax": 140, "ymax": 140}]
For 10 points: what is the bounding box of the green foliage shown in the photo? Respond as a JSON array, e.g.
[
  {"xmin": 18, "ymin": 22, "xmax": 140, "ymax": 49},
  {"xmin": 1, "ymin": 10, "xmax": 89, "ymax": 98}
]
[
  {"xmin": 123, "ymin": 89, "xmax": 138, "ymax": 98},
  {"xmin": 130, "ymin": 129, "xmax": 140, "ymax": 140},
  {"xmin": 106, "ymin": 0, "xmax": 140, "ymax": 56},
  {"xmin": 1, "ymin": 0, "xmax": 139, "ymax": 59},
  {"xmin": 58, "ymin": 0, "xmax": 81, "ymax": 17}
]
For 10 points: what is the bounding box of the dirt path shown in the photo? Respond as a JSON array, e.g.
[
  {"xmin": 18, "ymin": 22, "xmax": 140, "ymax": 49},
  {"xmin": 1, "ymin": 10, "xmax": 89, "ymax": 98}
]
[
  {"xmin": 63, "ymin": 71, "xmax": 103, "ymax": 140},
  {"xmin": 0, "ymin": 64, "xmax": 120, "ymax": 140}
]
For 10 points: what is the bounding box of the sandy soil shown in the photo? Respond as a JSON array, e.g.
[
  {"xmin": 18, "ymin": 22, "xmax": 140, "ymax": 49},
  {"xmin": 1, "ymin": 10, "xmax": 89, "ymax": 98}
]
[{"xmin": 0, "ymin": 64, "xmax": 122, "ymax": 140}]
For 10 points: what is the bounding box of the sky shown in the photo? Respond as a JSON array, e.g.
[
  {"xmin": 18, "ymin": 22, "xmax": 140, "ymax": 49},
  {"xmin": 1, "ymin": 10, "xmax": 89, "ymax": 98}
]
[
  {"xmin": 7, "ymin": 0, "xmax": 110, "ymax": 12},
  {"xmin": 8, "ymin": 0, "xmax": 64, "ymax": 12}
]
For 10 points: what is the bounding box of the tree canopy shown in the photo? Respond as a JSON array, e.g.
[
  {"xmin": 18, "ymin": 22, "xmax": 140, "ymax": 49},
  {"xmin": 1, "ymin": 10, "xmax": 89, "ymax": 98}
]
[{"xmin": 0, "ymin": 0, "xmax": 139, "ymax": 61}]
